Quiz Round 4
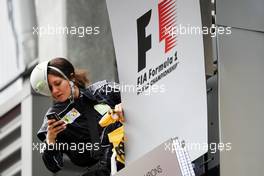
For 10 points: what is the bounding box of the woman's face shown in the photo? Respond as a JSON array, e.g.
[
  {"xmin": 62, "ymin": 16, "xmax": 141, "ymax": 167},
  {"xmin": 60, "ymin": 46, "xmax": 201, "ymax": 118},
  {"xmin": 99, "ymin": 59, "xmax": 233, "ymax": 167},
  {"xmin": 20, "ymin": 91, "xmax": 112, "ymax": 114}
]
[{"xmin": 48, "ymin": 74, "xmax": 71, "ymax": 102}]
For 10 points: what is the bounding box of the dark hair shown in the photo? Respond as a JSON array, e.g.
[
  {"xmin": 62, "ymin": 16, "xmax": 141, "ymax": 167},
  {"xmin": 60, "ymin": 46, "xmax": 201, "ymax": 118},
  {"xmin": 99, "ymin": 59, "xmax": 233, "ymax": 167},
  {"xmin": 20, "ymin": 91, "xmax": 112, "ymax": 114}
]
[{"xmin": 48, "ymin": 57, "xmax": 89, "ymax": 88}]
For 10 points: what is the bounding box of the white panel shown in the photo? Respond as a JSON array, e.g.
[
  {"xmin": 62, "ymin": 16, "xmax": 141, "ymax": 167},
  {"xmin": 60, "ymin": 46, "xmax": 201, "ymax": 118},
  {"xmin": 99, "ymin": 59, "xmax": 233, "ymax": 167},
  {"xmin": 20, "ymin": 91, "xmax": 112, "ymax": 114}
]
[
  {"xmin": 114, "ymin": 139, "xmax": 189, "ymax": 176},
  {"xmin": 0, "ymin": 79, "xmax": 27, "ymax": 116},
  {"xmin": 12, "ymin": 0, "xmax": 38, "ymax": 66},
  {"xmin": 218, "ymin": 28, "xmax": 264, "ymax": 176},
  {"xmin": 21, "ymin": 81, "xmax": 33, "ymax": 176},
  {"xmin": 216, "ymin": 0, "xmax": 264, "ymax": 32},
  {"xmin": 0, "ymin": 0, "xmax": 23, "ymax": 88},
  {"xmin": 107, "ymin": 0, "xmax": 207, "ymax": 163},
  {"xmin": 0, "ymin": 0, "xmax": 37, "ymax": 89}
]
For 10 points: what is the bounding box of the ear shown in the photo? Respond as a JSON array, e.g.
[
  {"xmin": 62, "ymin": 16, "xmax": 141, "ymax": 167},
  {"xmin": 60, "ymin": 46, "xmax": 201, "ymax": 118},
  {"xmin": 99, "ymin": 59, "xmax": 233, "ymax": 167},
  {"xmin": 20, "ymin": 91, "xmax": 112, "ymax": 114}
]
[
  {"xmin": 70, "ymin": 73, "xmax": 75, "ymax": 82},
  {"xmin": 69, "ymin": 80, "xmax": 75, "ymax": 87}
]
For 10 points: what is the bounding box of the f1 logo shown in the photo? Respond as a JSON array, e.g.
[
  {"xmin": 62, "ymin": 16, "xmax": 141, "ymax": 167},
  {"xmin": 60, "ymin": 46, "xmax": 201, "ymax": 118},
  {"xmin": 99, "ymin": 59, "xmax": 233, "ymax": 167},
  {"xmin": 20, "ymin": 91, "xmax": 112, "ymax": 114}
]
[
  {"xmin": 136, "ymin": 0, "xmax": 177, "ymax": 73},
  {"xmin": 137, "ymin": 10, "xmax": 152, "ymax": 72}
]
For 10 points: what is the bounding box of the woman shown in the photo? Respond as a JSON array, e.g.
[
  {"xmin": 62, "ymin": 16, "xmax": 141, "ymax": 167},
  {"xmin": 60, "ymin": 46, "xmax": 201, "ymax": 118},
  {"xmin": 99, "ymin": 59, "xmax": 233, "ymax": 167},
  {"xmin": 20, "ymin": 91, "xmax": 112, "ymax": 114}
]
[{"xmin": 30, "ymin": 58, "xmax": 124, "ymax": 176}]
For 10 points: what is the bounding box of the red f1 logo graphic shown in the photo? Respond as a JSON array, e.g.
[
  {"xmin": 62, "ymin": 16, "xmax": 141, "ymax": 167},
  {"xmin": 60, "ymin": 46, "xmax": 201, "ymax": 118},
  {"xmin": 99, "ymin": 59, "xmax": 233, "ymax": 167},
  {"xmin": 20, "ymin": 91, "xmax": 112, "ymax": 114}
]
[{"xmin": 158, "ymin": 0, "xmax": 177, "ymax": 53}]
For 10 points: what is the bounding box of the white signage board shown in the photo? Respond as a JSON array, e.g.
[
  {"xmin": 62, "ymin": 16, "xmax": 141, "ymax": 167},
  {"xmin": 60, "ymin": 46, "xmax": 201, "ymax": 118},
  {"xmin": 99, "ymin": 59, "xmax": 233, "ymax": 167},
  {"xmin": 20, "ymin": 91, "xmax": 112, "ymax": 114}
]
[
  {"xmin": 107, "ymin": 0, "xmax": 207, "ymax": 163},
  {"xmin": 114, "ymin": 138, "xmax": 191, "ymax": 176}
]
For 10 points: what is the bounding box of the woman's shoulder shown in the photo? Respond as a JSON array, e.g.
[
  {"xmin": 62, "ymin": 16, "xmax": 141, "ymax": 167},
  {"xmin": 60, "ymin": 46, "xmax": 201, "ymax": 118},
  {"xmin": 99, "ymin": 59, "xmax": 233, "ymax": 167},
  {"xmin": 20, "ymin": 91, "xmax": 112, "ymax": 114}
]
[
  {"xmin": 85, "ymin": 80, "xmax": 119, "ymax": 95},
  {"xmin": 87, "ymin": 80, "xmax": 115, "ymax": 92},
  {"xmin": 82, "ymin": 80, "xmax": 121, "ymax": 107}
]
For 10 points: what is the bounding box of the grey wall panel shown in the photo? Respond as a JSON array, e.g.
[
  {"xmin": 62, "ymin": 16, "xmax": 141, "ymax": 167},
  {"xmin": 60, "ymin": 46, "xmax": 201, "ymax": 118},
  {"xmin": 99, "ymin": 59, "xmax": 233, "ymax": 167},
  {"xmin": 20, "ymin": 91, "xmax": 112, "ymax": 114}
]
[
  {"xmin": 200, "ymin": 0, "xmax": 215, "ymax": 76},
  {"xmin": 207, "ymin": 75, "xmax": 220, "ymax": 170},
  {"xmin": 36, "ymin": 0, "xmax": 67, "ymax": 60},
  {"xmin": 218, "ymin": 27, "xmax": 264, "ymax": 176},
  {"xmin": 216, "ymin": 0, "xmax": 264, "ymax": 32},
  {"xmin": 32, "ymin": 95, "xmax": 53, "ymax": 176},
  {"xmin": 66, "ymin": 0, "xmax": 118, "ymax": 83}
]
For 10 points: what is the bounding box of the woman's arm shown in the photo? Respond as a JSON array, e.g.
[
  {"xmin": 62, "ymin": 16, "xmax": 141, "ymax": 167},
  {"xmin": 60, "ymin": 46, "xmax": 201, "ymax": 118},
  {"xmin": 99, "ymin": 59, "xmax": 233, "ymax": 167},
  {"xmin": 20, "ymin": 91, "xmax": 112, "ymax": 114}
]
[
  {"xmin": 41, "ymin": 119, "xmax": 66, "ymax": 173},
  {"xmin": 42, "ymin": 145, "xmax": 64, "ymax": 173}
]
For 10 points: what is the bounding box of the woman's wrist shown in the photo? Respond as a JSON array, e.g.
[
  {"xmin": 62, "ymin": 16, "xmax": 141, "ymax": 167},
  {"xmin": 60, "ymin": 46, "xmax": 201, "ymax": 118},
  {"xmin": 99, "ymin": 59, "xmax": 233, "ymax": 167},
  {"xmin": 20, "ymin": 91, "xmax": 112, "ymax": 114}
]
[{"xmin": 46, "ymin": 137, "xmax": 56, "ymax": 145}]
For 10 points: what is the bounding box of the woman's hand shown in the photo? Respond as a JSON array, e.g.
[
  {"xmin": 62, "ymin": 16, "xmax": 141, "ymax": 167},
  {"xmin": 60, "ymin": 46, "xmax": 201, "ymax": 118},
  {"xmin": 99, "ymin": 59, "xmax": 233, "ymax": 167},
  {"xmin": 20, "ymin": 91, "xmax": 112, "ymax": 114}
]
[
  {"xmin": 46, "ymin": 119, "xmax": 66, "ymax": 144},
  {"xmin": 113, "ymin": 103, "xmax": 125, "ymax": 122}
]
